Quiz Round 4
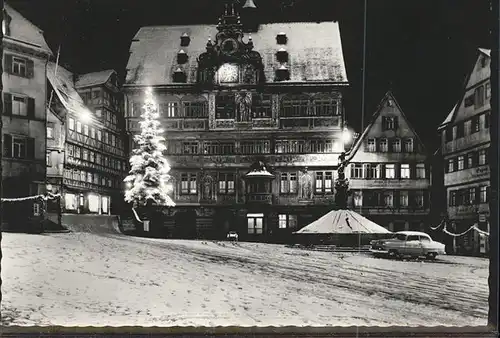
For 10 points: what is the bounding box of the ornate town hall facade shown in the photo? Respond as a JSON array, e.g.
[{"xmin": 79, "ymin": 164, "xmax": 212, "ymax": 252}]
[{"xmin": 124, "ymin": 1, "xmax": 349, "ymax": 241}]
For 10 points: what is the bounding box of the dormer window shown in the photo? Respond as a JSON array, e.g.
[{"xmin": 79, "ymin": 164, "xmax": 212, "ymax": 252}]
[
  {"xmin": 276, "ymin": 32, "xmax": 288, "ymax": 45},
  {"xmin": 177, "ymin": 50, "xmax": 188, "ymax": 64},
  {"xmin": 2, "ymin": 11, "xmax": 11, "ymax": 36},
  {"xmin": 180, "ymin": 33, "xmax": 191, "ymax": 47},
  {"xmin": 276, "ymin": 65, "xmax": 290, "ymax": 81},
  {"xmin": 173, "ymin": 67, "xmax": 187, "ymax": 83},
  {"xmin": 276, "ymin": 48, "xmax": 289, "ymax": 63},
  {"xmin": 480, "ymin": 55, "xmax": 488, "ymax": 68}
]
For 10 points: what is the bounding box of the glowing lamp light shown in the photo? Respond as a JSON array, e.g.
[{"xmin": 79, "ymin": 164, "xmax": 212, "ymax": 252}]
[
  {"xmin": 342, "ymin": 127, "xmax": 352, "ymax": 144},
  {"xmin": 80, "ymin": 110, "xmax": 91, "ymax": 122}
]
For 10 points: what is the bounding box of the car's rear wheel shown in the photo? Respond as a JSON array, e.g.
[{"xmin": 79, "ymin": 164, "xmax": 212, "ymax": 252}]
[
  {"xmin": 388, "ymin": 249, "xmax": 400, "ymax": 259},
  {"xmin": 426, "ymin": 252, "xmax": 437, "ymax": 260}
]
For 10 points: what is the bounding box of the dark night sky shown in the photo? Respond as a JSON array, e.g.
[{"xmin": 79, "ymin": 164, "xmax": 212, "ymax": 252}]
[{"xmin": 7, "ymin": 0, "xmax": 493, "ymax": 150}]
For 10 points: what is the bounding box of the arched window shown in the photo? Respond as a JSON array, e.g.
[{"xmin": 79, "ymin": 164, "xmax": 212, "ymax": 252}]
[
  {"xmin": 280, "ymin": 94, "xmax": 310, "ymax": 117},
  {"xmin": 180, "ymin": 95, "xmax": 208, "ymax": 118},
  {"xmin": 312, "ymin": 94, "xmax": 340, "ymax": 116}
]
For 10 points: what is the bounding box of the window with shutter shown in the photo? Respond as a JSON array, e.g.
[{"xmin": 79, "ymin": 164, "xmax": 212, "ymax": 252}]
[
  {"xmin": 27, "ymin": 97, "xmax": 35, "ymax": 118},
  {"xmin": 3, "ymin": 134, "xmax": 12, "ymax": 157},
  {"xmin": 3, "ymin": 93, "xmax": 12, "ymax": 115}
]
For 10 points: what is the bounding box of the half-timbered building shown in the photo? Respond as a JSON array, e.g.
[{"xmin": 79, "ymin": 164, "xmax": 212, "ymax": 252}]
[
  {"xmin": 123, "ymin": 1, "xmax": 349, "ymax": 241},
  {"xmin": 437, "ymin": 48, "xmax": 491, "ymax": 255},
  {"xmin": 345, "ymin": 91, "xmax": 431, "ymax": 232},
  {"xmin": 46, "ymin": 62, "xmax": 128, "ymax": 215}
]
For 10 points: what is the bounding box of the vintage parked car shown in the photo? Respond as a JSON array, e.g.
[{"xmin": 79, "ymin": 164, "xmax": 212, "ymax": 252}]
[
  {"xmin": 226, "ymin": 231, "xmax": 239, "ymax": 241},
  {"xmin": 370, "ymin": 231, "xmax": 446, "ymax": 260}
]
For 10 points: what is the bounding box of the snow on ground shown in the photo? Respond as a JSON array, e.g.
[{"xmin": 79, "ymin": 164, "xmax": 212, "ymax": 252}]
[{"xmin": 1, "ymin": 232, "xmax": 489, "ymax": 327}]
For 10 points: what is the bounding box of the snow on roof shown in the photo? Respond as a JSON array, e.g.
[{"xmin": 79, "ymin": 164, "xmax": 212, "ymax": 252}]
[
  {"xmin": 75, "ymin": 69, "xmax": 116, "ymax": 88},
  {"xmin": 395, "ymin": 231, "xmax": 431, "ymax": 237},
  {"xmin": 47, "ymin": 62, "xmax": 92, "ymax": 117},
  {"xmin": 439, "ymin": 103, "xmax": 458, "ymax": 129},
  {"xmin": 479, "ymin": 48, "xmax": 491, "ymax": 57},
  {"xmin": 4, "ymin": 3, "xmax": 53, "ymax": 55},
  {"xmin": 294, "ymin": 209, "xmax": 392, "ymax": 235},
  {"xmin": 125, "ymin": 21, "xmax": 348, "ymax": 86}
]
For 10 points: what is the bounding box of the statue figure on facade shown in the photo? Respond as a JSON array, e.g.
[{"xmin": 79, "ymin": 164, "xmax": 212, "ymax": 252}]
[
  {"xmin": 236, "ymin": 91, "xmax": 252, "ymax": 122},
  {"xmin": 300, "ymin": 168, "xmax": 313, "ymax": 200},
  {"xmin": 335, "ymin": 152, "xmax": 349, "ymax": 210},
  {"xmin": 203, "ymin": 175, "xmax": 213, "ymax": 200}
]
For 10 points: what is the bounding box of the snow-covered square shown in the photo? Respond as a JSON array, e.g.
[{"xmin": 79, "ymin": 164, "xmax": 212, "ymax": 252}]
[{"xmin": 1, "ymin": 230, "xmax": 489, "ymax": 327}]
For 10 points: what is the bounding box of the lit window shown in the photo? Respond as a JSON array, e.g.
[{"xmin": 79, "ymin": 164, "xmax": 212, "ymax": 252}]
[
  {"xmin": 278, "ymin": 214, "xmax": 298, "ymax": 229},
  {"xmin": 218, "ymin": 173, "xmax": 235, "ymax": 194},
  {"xmin": 83, "ymin": 124, "xmax": 89, "ymax": 136},
  {"xmin": 415, "ymin": 163, "xmax": 426, "ymax": 179},
  {"xmin": 181, "ymin": 173, "xmax": 197, "ymax": 194},
  {"xmin": 400, "ymin": 164, "xmax": 410, "ymax": 179},
  {"xmin": 467, "ymin": 152, "xmax": 475, "ymax": 168},
  {"xmin": 280, "ymin": 172, "xmax": 297, "ymax": 194},
  {"xmin": 47, "ymin": 126, "xmax": 54, "ymax": 139},
  {"xmin": 479, "ymin": 149, "xmax": 487, "ymax": 165},
  {"xmin": 379, "ymin": 138, "xmax": 388, "ymax": 152},
  {"xmin": 469, "ymin": 187, "xmax": 476, "ymax": 205},
  {"xmin": 367, "ymin": 139, "xmax": 376, "ymax": 152},
  {"xmin": 247, "ymin": 213, "xmax": 264, "ymax": 234},
  {"xmin": 12, "ymin": 95, "xmax": 28, "ymax": 116},
  {"xmin": 69, "ymin": 118, "xmax": 75, "ymax": 130},
  {"xmin": 447, "ymin": 158, "xmax": 454, "ymax": 173},
  {"xmin": 399, "ymin": 191, "xmax": 409, "ymax": 207},
  {"xmin": 88, "ymin": 194, "xmax": 99, "ymax": 213},
  {"xmin": 404, "ymin": 138, "xmax": 414, "ymax": 152},
  {"xmin": 480, "ymin": 186, "xmax": 488, "ymax": 203},
  {"xmin": 392, "ymin": 139, "xmax": 401, "ymax": 152},
  {"xmin": 76, "ymin": 121, "xmax": 82, "ymax": 133},
  {"xmin": 457, "ymin": 156, "xmax": 465, "ymax": 170},
  {"xmin": 353, "ymin": 191, "xmax": 363, "ymax": 207},
  {"xmin": 385, "ymin": 164, "xmax": 395, "ymax": 179},
  {"xmin": 46, "ymin": 153, "xmax": 52, "ymax": 166}
]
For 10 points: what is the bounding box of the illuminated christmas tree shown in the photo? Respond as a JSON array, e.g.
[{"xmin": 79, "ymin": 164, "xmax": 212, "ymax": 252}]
[{"xmin": 124, "ymin": 88, "xmax": 175, "ymax": 208}]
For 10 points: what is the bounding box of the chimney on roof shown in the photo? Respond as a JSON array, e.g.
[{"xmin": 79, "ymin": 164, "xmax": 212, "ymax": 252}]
[{"xmin": 241, "ymin": 0, "xmax": 259, "ymax": 33}]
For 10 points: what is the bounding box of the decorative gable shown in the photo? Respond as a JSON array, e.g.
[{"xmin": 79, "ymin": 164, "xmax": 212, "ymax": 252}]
[
  {"xmin": 348, "ymin": 91, "xmax": 427, "ymax": 162},
  {"xmin": 195, "ymin": 1, "xmax": 264, "ymax": 87}
]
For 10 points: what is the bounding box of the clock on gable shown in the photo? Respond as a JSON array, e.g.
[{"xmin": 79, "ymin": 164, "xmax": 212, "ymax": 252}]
[
  {"xmin": 221, "ymin": 38, "xmax": 238, "ymax": 55},
  {"xmin": 217, "ymin": 63, "xmax": 239, "ymax": 83}
]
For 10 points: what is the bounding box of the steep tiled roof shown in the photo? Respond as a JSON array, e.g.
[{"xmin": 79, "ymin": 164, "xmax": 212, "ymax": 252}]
[
  {"xmin": 125, "ymin": 21, "xmax": 348, "ymax": 86},
  {"xmin": 347, "ymin": 91, "xmax": 427, "ymax": 161},
  {"xmin": 75, "ymin": 70, "xmax": 116, "ymax": 89},
  {"xmin": 4, "ymin": 3, "xmax": 53, "ymax": 55},
  {"xmin": 47, "ymin": 62, "xmax": 92, "ymax": 117},
  {"xmin": 438, "ymin": 103, "xmax": 458, "ymax": 129},
  {"xmin": 479, "ymin": 48, "xmax": 491, "ymax": 57},
  {"xmin": 438, "ymin": 47, "xmax": 491, "ymax": 128}
]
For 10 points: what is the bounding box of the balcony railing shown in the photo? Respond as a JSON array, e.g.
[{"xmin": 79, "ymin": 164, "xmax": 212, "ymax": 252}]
[{"xmin": 246, "ymin": 193, "xmax": 273, "ymax": 204}]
